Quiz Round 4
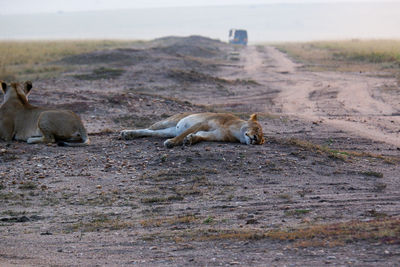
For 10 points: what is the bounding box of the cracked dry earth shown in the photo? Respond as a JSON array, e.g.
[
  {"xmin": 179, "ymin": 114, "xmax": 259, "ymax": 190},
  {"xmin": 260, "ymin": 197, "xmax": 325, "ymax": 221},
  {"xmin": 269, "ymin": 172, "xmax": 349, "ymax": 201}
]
[{"xmin": 1, "ymin": 36, "xmax": 399, "ymax": 266}]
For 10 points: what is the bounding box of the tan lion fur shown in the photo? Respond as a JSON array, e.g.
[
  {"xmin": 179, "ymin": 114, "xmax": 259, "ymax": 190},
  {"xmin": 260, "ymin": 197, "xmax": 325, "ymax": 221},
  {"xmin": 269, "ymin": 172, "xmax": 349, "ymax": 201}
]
[
  {"xmin": 121, "ymin": 112, "xmax": 264, "ymax": 148},
  {"xmin": 0, "ymin": 81, "xmax": 89, "ymax": 146}
]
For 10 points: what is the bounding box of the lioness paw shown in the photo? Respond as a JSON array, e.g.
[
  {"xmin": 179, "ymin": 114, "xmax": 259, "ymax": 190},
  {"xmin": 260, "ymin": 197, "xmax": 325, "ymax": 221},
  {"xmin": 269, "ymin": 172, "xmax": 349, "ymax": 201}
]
[
  {"xmin": 120, "ymin": 130, "xmax": 133, "ymax": 140},
  {"xmin": 183, "ymin": 134, "xmax": 194, "ymax": 146},
  {"xmin": 164, "ymin": 139, "xmax": 175, "ymax": 148}
]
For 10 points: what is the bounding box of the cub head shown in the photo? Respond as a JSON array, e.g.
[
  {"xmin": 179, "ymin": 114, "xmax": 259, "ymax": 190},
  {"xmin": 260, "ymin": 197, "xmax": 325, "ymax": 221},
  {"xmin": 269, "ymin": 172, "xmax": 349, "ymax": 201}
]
[
  {"xmin": 1, "ymin": 81, "xmax": 32, "ymax": 105},
  {"xmin": 244, "ymin": 114, "xmax": 265, "ymax": 145}
]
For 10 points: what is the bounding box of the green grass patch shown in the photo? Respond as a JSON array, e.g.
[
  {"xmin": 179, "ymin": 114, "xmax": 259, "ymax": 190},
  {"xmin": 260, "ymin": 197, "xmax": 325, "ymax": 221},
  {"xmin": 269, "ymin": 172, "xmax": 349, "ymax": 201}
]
[
  {"xmin": 360, "ymin": 171, "xmax": 384, "ymax": 178},
  {"xmin": 140, "ymin": 195, "xmax": 184, "ymax": 204},
  {"xmin": 285, "ymin": 209, "xmax": 311, "ymax": 216},
  {"xmin": 203, "ymin": 216, "xmax": 215, "ymax": 224},
  {"xmin": 18, "ymin": 182, "xmax": 38, "ymax": 190}
]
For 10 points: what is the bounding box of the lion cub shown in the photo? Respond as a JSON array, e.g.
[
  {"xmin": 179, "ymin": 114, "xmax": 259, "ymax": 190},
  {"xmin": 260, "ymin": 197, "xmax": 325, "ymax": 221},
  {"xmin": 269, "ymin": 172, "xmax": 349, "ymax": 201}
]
[
  {"xmin": 121, "ymin": 112, "xmax": 264, "ymax": 148},
  {"xmin": 0, "ymin": 81, "xmax": 90, "ymax": 146}
]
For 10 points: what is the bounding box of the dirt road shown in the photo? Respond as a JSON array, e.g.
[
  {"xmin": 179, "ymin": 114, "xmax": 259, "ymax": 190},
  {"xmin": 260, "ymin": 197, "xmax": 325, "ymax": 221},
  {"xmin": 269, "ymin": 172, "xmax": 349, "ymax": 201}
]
[
  {"xmin": 183, "ymin": 43, "xmax": 400, "ymax": 147},
  {"xmin": 1, "ymin": 37, "xmax": 399, "ymax": 266},
  {"xmin": 228, "ymin": 45, "xmax": 400, "ymax": 147}
]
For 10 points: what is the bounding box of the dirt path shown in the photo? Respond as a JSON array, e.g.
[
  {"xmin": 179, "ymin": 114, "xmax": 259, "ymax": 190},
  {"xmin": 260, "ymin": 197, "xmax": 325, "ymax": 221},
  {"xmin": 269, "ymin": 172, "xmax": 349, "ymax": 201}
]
[{"xmin": 225, "ymin": 45, "xmax": 400, "ymax": 147}]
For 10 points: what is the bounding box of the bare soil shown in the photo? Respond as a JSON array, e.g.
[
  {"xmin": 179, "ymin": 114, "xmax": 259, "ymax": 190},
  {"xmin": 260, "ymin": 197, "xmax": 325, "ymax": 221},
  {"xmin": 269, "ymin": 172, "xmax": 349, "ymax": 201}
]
[{"xmin": 1, "ymin": 36, "xmax": 399, "ymax": 266}]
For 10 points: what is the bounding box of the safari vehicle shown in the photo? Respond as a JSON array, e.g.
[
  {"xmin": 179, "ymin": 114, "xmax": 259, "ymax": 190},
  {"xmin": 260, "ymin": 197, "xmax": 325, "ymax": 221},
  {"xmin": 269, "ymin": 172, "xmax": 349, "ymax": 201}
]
[{"xmin": 229, "ymin": 29, "xmax": 248, "ymax": 45}]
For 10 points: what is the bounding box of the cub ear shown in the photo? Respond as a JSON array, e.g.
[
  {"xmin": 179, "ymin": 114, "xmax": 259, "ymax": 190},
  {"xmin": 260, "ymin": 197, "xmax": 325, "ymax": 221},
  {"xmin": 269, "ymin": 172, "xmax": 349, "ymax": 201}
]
[
  {"xmin": 249, "ymin": 113, "xmax": 258, "ymax": 121},
  {"xmin": 1, "ymin": 81, "xmax": 7, "ymax": 94},
  {"xmin": 24, "ymin": 81, "xmax": 33, "ymax": 95}
]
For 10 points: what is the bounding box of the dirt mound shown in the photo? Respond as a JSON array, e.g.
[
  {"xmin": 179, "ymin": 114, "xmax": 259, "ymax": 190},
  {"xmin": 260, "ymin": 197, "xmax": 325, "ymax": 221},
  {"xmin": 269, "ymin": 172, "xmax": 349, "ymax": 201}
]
[
  {"xmin": 60, "ymin": 48, "xmax": 150, "ymax": 65},
  {"xmin": 152, "ymin": 35, "xmax": 226, "ymax": 58},
  {"xmin": 61, "ymin": 36, "xmax": 226, "ymax": 66},
  {"xmin": 153, "ymin": 35, "xmax": 224, "ymax": 47},
  {"xmin": 167, "ymin": 69, "xmax": 229, "ymax": 84}
]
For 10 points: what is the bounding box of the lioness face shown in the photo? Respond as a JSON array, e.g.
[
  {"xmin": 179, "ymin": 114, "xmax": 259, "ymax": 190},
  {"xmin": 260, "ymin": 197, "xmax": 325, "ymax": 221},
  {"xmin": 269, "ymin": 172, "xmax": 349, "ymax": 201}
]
[
  {"xmin": 244, "ymin": 121, "xmax": 265, "ymax": 145},
  {"xmin": 244, "ymin": 114, "xmax": 265, "ymax": 145}
]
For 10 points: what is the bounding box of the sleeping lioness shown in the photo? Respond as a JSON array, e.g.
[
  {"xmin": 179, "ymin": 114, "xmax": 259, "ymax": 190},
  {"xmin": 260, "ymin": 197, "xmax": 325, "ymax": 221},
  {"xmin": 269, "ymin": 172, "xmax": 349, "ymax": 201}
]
[
  {"xmin": 0, "ymin": 81, "xmax": 90, "ymax": 146},
  {"xmin": 121, "ymin": 112, "xmax": 265, "ymax": 148}
]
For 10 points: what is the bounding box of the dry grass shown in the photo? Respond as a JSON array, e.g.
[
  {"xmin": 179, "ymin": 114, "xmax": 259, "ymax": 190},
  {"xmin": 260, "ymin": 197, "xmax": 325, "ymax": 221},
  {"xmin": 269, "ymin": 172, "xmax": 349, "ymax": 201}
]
[
  {"xmin": 273, "ymin": 137, "xmax": 399, "ymax": 163},
  {"xmin": 0, "ymin": 40, "xmax": 140, "ymax": 80},
  {"xmin": 140, "ymin": 215, "xmax": 197, "ymax": 227},
  {"xmin": 266, "ymin": 217, "xmax": 400, "ymax": 247},
  {"xmin": 274, "ymin": 40, "xmax": 400, "ymax": 78},
  {"xmin": 66, "ymin": 213, "xmax": 135, "ymax": 233},
  {"xmin": 166, "ymin": 217, "xmax": 400, "ymax": 248}
]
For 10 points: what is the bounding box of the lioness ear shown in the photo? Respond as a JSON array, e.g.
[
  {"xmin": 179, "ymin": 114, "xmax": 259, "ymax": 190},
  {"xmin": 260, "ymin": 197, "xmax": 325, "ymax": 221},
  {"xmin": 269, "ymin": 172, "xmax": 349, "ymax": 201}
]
[
  {"xmin": 0, "ymin": 81, "xmax": 7, "ymax": 94},
  {"xmin": 24, "ymin": 81, "xmax": 33, "ymax": 95},
  {"xmin": 260, "ymin": 136, "xmax": 265, "ymax": 145},
  {"xmin": 12, "ymin": 83, "xmax": 28, "ymax": 105},
  {"xmin": 250, "ymin": 113, "xmax": 258, "ymax": 121}
]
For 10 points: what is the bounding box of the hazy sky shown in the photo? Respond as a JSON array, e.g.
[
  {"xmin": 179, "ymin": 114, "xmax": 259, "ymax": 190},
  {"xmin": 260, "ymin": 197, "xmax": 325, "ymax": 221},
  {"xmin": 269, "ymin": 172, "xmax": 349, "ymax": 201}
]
[{"xmin": 1, "ymin": 0, "xmax": 396, "ymax": 15}]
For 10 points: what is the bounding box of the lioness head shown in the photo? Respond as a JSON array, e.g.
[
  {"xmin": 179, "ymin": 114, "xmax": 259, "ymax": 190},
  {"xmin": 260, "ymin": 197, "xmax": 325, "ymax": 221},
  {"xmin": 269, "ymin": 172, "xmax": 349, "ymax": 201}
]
[
  {"xmin": 1, "ymin": 81, "xmax": 32, "ymax": 104},
  {"xmin": 244, "ymin": 114, "xmax": 265, "ymax": 145}
]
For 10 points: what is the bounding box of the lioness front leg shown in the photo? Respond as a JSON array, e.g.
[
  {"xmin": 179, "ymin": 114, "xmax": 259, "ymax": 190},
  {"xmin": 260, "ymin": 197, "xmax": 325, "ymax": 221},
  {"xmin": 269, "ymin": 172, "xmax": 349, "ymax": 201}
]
[
  {"xmin": 183, "ymin": 130, "xmax": 220, "ymax": 146},
  {"xmin": 164, "ymin": 123, "xmax": 210, "ymax": 148}
]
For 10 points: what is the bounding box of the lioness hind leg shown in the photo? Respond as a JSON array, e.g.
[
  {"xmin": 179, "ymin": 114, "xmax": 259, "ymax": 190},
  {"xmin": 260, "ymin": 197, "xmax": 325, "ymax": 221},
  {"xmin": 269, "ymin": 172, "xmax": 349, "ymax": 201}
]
[
  {"xmin": 121, "ymin": 127, "xmax": 177, "ymax": 140},
  {"xmin": 120, "ymin": 130, "xmax": 143, "ymax": 140}
]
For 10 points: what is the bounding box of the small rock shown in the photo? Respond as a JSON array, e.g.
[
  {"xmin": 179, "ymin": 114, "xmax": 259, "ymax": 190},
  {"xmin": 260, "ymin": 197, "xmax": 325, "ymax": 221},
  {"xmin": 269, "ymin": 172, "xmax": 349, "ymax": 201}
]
[
  {"xmin": 40, "ymin": 231, "xmax": 53, "ymax": 235},
  {"xmin": 246, "ymin": 219, "xmax": 258, "ymax": 224}
]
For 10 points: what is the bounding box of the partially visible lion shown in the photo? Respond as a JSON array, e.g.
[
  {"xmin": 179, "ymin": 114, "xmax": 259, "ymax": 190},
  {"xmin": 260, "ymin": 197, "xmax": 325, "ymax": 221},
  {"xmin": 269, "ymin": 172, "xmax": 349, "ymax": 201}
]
[
  {"xmin": 0, "ymin": 81, "xmax": 90, "ymax": 146},
  {"xmin": 120, "ymin": 112, "xmax": 265, "ymax": 148}
]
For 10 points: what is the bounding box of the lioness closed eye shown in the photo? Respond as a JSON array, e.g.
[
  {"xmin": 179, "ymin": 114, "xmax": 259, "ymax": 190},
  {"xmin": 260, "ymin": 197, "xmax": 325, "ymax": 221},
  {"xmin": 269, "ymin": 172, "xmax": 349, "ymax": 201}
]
[
  {"xmin": 0, "ymin": 81, "xmax": 90, "ymax": 146},
  {"xmin": 120, "ymin": 112, "xmax": 265, "ymax": 148}
]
